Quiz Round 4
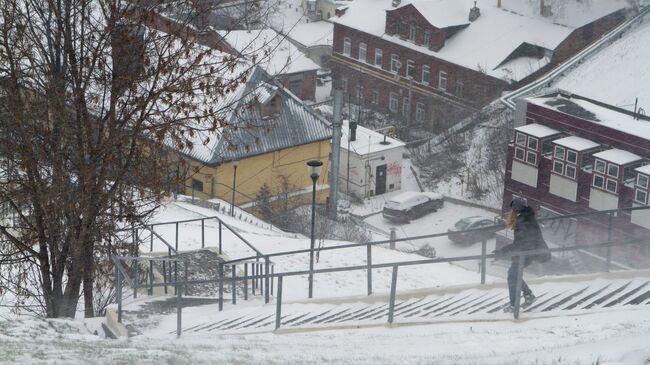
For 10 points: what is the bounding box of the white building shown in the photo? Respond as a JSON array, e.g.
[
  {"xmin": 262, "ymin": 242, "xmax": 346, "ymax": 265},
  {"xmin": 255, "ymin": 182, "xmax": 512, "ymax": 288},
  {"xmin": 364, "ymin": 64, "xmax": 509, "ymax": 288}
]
[{"xmin": 338, "ymin": 120, "xmax": 406, "ymax": 198}]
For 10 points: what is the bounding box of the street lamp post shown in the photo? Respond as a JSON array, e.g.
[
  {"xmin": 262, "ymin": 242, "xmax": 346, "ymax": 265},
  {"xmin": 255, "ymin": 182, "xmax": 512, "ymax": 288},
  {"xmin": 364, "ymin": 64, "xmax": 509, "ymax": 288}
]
[
  {"xmin": 230, "ymin": 160, "xmax": 239, "ymax": 216},
  {"xmin": 307, "ymin": 159, "xmax": 323, "ymax": 299}
]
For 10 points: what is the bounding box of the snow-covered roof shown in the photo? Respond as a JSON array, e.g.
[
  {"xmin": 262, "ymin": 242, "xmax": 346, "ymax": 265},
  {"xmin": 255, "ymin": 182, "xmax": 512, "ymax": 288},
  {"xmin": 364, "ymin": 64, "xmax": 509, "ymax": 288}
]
[
  {"xmin": 392, "ymin": 0, "xmax": 469, "ymax": 29},
  {"xmin": 636, "ymin": 165, "xmax": 650, "ymax": 176},
  {"xmin": 340, "ymin": 120, "xmax": 405, "ymax": 155},
  {"xmin": 514, "ymin": 123, "xmax": 560, "ymax": 139},
  {"xmin": 332, "ymin": 0, "xmax": 629, "ymax": 82},
  {"xmin": 552, "ymin": 136, "xmax": 599, "ymax": 152},
  {"xmin": 552, "ymin": 11, "xmax": 650, "ymax": 110},
  {"xmin": 528, "ymin": 94, "xmax": 650, "ymax": 142},
  {"xmin": 286, "ymin": 21, "xmax": 334, "ymax": 48},
  {"xmin": 220, "ymin": 29, "xmax": 320, "ymax": 75},
  {"xmin": 593, "ymin": 149, "xmax": 642, "ymax": 166}
]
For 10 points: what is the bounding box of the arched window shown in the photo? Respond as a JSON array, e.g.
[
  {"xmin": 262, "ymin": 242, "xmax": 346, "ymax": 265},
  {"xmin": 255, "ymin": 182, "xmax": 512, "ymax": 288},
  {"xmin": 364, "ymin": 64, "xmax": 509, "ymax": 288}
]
[{"xmin": 343, "ymin": 37, "xmax": 351, "ymax": 56}]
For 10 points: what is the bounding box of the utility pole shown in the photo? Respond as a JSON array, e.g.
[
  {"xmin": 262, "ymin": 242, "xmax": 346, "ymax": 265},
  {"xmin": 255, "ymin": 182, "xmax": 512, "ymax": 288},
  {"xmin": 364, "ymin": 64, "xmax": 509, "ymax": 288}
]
[{"xmin": 328, "ymin": 88, "xmax": 343, "ymax": 220}]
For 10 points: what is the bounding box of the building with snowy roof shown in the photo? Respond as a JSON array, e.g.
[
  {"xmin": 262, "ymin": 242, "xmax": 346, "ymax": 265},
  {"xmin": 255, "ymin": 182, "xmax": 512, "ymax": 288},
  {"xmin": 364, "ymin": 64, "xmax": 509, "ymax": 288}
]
[
  {"xmin": 502, "ymin": 90, "xmax": 650, "ymax": 269},
  {"xmin": 338, "ymin": 120, "xmax": 406, "ymax": 198},
  {"xmin": 330, "ymin": 0, "xmax": 631, "ymax": 131}
]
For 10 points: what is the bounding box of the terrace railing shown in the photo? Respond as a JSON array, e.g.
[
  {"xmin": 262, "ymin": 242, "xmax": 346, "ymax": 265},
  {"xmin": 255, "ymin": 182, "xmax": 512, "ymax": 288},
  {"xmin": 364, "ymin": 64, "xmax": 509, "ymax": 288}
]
[{"xmin": 113, "ymin": 205, "xmax": 650, "ymax": 336}]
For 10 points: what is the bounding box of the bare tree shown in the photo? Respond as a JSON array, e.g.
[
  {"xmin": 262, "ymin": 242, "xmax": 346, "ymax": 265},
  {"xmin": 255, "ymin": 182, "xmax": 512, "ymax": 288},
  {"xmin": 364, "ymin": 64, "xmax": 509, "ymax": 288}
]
[{"xmin": 0, "ymin": 0, "xmax": 258, "ymax": 318}]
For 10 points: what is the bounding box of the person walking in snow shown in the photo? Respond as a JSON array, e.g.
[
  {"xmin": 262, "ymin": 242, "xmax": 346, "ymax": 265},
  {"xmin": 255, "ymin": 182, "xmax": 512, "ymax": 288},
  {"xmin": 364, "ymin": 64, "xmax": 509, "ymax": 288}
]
[{"xmin": 495, "ymin": 197, "xmax": 551, "ymax": 312}]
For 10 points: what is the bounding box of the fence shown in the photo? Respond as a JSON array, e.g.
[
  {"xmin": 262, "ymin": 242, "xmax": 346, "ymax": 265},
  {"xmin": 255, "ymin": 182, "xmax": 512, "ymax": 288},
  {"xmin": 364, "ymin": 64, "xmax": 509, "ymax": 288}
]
[{"xmin": 113, "ymin": 205, "xmax": 650, "ymax": 336}]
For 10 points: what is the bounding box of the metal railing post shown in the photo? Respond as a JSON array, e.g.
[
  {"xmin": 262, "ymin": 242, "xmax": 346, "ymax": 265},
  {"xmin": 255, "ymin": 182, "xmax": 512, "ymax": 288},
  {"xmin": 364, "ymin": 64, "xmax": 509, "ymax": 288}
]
[
  {"xmin": 480, "ymin": 239, "xmax": 487, "ymax": 285},
  {"xmin": 264, "ymin": 256, "xmax": 270, "ymax": 304},
  {"xmin": 514, "ymin": 255, "xmax": 524, "ymax": 320},
  {"xmin": 133, "ymin": 260, "xmax": 139, "ymax": 299},
  {"xmin": 175, "ymin": 222, "xmax": 179, "ymax": 252},
  {"xmin": 162, "ymin": 260, "xmax": 168, "ymax": 294},
  {"xmin": 218, "ymin": 263, "xmax": 224, "ymax": 311},
  {"xmin": 176, "ymin": 284, "xmax": 183, "ymax": 338},
  {"xmin": 271, "ymin": 265, "xmax": 275, "ymax": 296},
  {"xmin": 150, "ymin": 227, "xmax": 153, "ymax": 252},
  {"xmin": 201, "ymin": 219, "xmax": 205, "ymax": 249},
  {"xmin": 275, "ymin": 275, "xmax": 283, "ymax": 330},
  {"xmin": 390, "ymin": 228, "xmax": 396, "ymax": 250},
  {"xmin": 218, "ymin": 220, "xmax": 222, "ymax": 254},
  {"xmin": 116, "ymin": 263, "xmax": 123, "ymax": 323},
  {"xmin": 149, "ymin": 260, "xmax": 154, "ymax": 296},
  {"xmin": 174, "ymin": 261, "xmax": 178, "ymax": 295},
  {"xmin": 231, "ymin": 265, "xmax": 237, "ymax": 305},
  {"xmin": 388, "ymin": 265, "xmax": 398, "ymax": 324},
  {"xmin": 184, "ymin": 261, "xmax": 189, "ymax": 296},
  {"xmin": 367, "ymin": 243, "xmax": 372, "ymax": 296},
  {"xmin": 252, "ymin": 261, "xmax": 257, "ymax": 294},
  {"xmin": 244, "ymin": 263, "xmax": 248, "ymax": 301},
  {"xmin": 606, "ymin": 212, "xmax": 613, "ymax": 272}
]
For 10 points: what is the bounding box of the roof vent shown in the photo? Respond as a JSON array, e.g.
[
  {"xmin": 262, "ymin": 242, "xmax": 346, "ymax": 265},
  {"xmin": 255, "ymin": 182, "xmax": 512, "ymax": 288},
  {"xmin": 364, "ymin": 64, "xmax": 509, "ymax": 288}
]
[
  {"xmin": 391, "ymin": 0, "xmax": 401, "ymax": 8},
  {"xmin": 379, "ymin": 134, "xmax": 391, "ymax": 145},
  {"xmin": 469, "ymin": 2, "xmax": 481, "ymax": 22}
]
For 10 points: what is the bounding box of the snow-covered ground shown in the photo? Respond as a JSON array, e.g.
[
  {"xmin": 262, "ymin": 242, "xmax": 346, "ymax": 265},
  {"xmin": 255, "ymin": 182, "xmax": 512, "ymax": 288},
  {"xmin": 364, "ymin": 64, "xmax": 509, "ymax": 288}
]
[{"xmin": 2, "ymin": 307, "xmax": 650, "ymax": 364}]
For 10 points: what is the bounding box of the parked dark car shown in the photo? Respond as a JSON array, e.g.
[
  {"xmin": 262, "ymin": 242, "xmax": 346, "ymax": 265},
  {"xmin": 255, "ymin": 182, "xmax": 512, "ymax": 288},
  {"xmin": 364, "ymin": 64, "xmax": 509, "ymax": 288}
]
[
  {"xmin": 382, "ymin": 191, "xmax": 444, "ymax": 223},
  {"xmin": 448, "ymin": 216, "xmax": 505, "ymax": 245}
]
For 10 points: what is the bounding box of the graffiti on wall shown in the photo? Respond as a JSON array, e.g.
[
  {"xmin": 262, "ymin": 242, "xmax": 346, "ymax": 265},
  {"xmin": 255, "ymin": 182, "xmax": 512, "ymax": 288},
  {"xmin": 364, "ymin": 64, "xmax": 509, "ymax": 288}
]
[{"xmin": 387, "ymin": 162, "xmax": 401, "ymax": 176}]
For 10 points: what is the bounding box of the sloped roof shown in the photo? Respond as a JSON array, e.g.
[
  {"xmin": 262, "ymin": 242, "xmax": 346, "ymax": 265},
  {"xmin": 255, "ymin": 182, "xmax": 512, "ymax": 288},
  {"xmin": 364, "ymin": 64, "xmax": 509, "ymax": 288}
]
[
  {"xmin": 180, "ymin": 67, "xmax": 332, "ymax": 165},
  {"xmin": 552, "ymin": 136, "xmax": 600, "ymax": 152},
  {"xmin": 391, "ymin": 0, "xmax": 469, "ymax": 29},
  {"xmin": 220, "ymin": 29, "xmax": 320, "ymax": 75},
  {"xmin": 594, "ymin": 149, "xmax": 642, "ymax": 166},
  {"xmin": 514, "ymin": 123, "xmax": 560, "ymax": 139}
]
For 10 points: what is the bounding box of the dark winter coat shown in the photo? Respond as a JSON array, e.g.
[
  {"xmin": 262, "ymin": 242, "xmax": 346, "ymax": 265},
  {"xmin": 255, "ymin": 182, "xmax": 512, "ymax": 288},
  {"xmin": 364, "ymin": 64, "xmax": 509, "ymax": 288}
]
[{"xmin": 500, "ymin": 206, "xmax": 551, "ymax": 263}]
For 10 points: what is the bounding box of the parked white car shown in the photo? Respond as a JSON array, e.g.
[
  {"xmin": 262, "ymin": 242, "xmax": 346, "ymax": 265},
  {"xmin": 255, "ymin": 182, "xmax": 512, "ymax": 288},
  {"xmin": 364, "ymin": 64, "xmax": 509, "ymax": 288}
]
[{"xmin": 382, "ymin": 191, "xmax": 444, "ymax": 223}]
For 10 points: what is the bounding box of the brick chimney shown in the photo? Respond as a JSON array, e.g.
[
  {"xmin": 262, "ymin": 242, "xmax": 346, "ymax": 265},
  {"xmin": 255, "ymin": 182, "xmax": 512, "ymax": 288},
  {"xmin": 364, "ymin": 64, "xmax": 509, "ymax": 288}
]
[{"xmin": 391, "ymin": 0, "xmax": 401, "ymax": 8}]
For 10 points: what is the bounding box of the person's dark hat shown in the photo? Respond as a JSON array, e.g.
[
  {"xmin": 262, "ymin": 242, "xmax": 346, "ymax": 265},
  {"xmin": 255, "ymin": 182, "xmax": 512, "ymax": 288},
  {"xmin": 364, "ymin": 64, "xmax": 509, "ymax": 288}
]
[{"xmin": 510, "ymin": 196, "xmax": 528, "ymax": 211}]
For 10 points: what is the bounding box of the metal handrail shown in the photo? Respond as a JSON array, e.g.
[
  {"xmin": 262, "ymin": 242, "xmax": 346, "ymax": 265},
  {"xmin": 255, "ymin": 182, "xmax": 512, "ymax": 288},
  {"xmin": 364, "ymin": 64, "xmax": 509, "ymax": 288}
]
[{"xmin": 221, "ymin": 205, "xmax": 650, "ymax": 265}]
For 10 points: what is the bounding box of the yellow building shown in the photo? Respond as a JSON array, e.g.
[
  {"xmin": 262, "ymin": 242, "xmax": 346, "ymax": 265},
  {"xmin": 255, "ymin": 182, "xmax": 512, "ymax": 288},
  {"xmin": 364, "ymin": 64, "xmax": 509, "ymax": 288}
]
[{"xmin": 175, "ymin": 67, "xmax": 332, "ymax": 207}]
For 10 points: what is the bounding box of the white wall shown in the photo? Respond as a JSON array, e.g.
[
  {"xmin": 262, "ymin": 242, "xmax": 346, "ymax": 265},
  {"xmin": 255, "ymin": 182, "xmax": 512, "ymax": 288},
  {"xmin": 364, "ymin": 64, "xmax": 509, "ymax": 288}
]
[
  {"xmin": 338, "ymin": 146, "xmax": 404, "ymax": 198},
  {"xmin": 549, "ymin": 174, "xmax": 578, "ymax": 202}
]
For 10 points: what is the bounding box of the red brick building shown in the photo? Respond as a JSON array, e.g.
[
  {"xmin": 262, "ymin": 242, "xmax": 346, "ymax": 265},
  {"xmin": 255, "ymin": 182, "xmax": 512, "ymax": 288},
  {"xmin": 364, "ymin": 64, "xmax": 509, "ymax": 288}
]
[
  {"xmin": 330, "ymin": 0, "xmax": 628, "ymax": 131},
  {"xmin": 503, "ymin": 91, "xmax": 650, "ymax": 269}
]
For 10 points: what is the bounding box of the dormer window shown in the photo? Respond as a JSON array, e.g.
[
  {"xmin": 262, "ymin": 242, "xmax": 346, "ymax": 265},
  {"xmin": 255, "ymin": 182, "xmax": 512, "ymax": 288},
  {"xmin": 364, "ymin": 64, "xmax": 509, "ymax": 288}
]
[
  {"xmin": 424, "ymin": 29, "xmax": 431, "ymax": 48},
  {"xmin": 409, "ymin": 22, "xmax": 416, "ymax": 42},
  {"xmin": 552, "ymin": 145, "xmax": 578, "ymax": 180},
  {"xmin": 261, "ymin": 95, "xmax": 281, "ymax": 117},
  {"xmin": 635, "ymin": 173, "xmax": 649, "ymax": 205},
  {"xmin": 514, "ymin": 131, "xmax": 539, "ymax": 167},
  {"xmin": 395, "ymin": 22, "xmax": 401, "ymax": 36},
  {"xmin": 343, "ymin": 37, "xmax": 351, "ymax": 56}
]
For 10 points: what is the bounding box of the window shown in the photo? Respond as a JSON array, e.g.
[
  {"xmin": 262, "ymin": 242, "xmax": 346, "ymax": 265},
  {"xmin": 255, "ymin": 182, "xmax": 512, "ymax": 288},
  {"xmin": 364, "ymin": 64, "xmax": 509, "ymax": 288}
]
[
  {"xmin": 607, "ymin": 163, "xmax": 619, "ymax": 178},
  {"xmin": 395, "ymin": 22, "xmax": 401, "ymax": 36},
  {"xmin": 594, "ymin": 159, "xmax": 606, "ymax": 173},
  {"xmin": 424, "ymin": 29, "xmax": 431, "ymax": 48},
  {"xmin": 527, "ymin": 137, "xmax": 538, "ymax": 151},
  {"xmin": 191, "ymin": 178, "xmax": 204, "ymax": 192},
  {"xmin": 526, "ymin": 151, "xmax": 537, "ymax": 165},
  {"xmin": 355, "ymin": 84, "xmax": 364, "ymax": 102},
  {"xmin": 554, "ymin": 146, "xmax": 565, "ymax": 160},
  {"xmin": 606, "ymin": 179, "xmax": 617, "ymax": 193},
  {"xmin": 593, "ymin": 175, "xmax": 605, "ymax": 189},
  {"xmin": 635, "ymin": 189, "xmax": 647, "ymax": 204},
  {"xmin": 409, "ymin": 22, "xmax": 416, "ymax": 42},
  {"xmin": 515, "ymin": 132, "xmax": 526, "ymax": 146},
  {"xmin": 455, "ymin": 80, "xmax": 463, "ymax": 97},
  {"xmin": 553, "ymin": 161, "xmax": 564, "ymax": 174},
  {"xmin": 565, "ymin": 165, "xmax": 576, "ymax": 179},
  {"xmin": 514, "ymin": 147, "xmax": 525, "ymax": 161},
  {"xmin": 343, "ymin": 37, "xmax": 351, "ymax": 56},
  {"xmin": 422, "ymin": 65, "xmax": 430, "ymax": 85},
  {"xmin": 638, "ymin": 174, "xmax": 649, "ymax": 188},
  {"xmin": 359, "ymin": 42, "xmax": 367, "ymax": 62},
  {"xmin": 374, "ymin": 48, "xmax": 383, "ymax": 66},
  {"xmin": 416, "ymin": 103, "xmax": 425, "ymax": 122},
  {"xmin": 438, "ymin": 71, "xmax": 448, "ymax": 90},
  {"xmin": 389, "ymin": 92, "xmax": 398, "ymax": 112},
  {"xmin": 390, "ymin": 54, "xmax": 400, "ymax": 73},
  {"xmin": 402, "ymin": 97, "xmax": 410, "ymax": 117},
  {"xmin": 567, "ymin": 150, "xmax": 578, "ymax": 164},
  {"xmin": 406, "ymin": 60, "xmax": 414, "ymax": 78},
  {"xmin": 372, "ymin": 90, "xmax": 379, "ymax": 105},
  {"xmin": 341, "ymin": 76, "xmax": 348, "ymax": 92}
]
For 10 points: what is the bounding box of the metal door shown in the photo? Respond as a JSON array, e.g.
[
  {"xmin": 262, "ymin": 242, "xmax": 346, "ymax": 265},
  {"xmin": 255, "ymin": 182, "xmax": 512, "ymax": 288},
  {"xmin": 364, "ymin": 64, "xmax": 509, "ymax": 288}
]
[{"xmin": 375, "ymin": 164, "xmax": 387, "ymax": 195}]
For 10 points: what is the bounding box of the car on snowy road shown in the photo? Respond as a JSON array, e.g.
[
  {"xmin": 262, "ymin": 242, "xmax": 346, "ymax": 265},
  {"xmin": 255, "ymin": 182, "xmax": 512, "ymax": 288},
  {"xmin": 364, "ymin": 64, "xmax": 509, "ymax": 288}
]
[
  {"xmin": 382, "ymin": 191, "xmax": 444, "ymax": 223},
  {"xmin": 447, "ymin": 215, "xmax": 505, "ymax": 245}
]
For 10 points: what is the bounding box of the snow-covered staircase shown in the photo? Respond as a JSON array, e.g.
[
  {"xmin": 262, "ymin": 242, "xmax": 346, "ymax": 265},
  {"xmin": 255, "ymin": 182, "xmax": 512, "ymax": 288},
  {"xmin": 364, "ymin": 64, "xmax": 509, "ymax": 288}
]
[{"xmin": 150, "ymin": 271, "xmax": 650, "ymax": 336}]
